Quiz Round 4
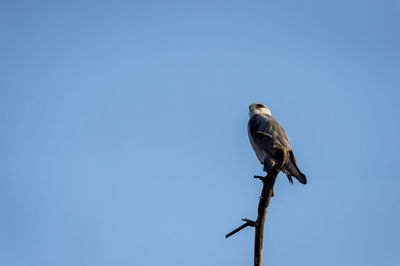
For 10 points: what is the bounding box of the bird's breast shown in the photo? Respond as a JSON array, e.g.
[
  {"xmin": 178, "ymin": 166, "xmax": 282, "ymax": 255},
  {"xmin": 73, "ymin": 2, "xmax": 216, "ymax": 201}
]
[{"xmin": 248, "ymin": 126, "xmax": 267, "ymax": 164}]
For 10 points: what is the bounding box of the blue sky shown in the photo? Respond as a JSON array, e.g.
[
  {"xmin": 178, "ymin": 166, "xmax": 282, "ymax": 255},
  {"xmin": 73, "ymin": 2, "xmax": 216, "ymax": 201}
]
[{"xmin": 1, "ymin": 1, "xmax": 400, "ymax": 265}]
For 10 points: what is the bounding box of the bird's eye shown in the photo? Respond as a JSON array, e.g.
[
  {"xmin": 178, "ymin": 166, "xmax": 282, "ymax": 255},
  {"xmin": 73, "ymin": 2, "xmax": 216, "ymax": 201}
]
[{"xmin": 256, "ymin": 104, "xmax": 264, "ymax": 108}]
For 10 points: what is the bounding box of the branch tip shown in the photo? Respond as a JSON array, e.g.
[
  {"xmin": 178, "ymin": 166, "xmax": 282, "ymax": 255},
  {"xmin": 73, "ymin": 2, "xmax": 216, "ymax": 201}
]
[
  {"xmin": 253, "ymin": 175, "xmax": 265, "ymax": 181},
  {"xmin": 225, "ymin": 221, "xmax": 254, "ymax": 238},
  {"xmin": 242, "ymin": 218, "xmax": 256, "ymax": 226}
]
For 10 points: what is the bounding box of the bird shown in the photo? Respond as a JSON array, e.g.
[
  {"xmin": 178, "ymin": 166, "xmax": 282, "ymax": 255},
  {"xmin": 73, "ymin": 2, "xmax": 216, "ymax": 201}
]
[{"xmin": 248, "ymin": 103, "xmax": 307, "ymax": 185}]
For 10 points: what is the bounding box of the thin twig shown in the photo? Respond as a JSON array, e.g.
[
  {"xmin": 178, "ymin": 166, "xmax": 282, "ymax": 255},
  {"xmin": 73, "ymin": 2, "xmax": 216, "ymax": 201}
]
[
  {"xmin": 226, "ymin": 222, "xmax": 253, "ymax": 238},
  {"xmin": 242, "ymin": 218, "xmax": 256, "ymax": 225},
  {"xmin": 253, "ymin": 175, "xmax": 265, "ymax": 181}
]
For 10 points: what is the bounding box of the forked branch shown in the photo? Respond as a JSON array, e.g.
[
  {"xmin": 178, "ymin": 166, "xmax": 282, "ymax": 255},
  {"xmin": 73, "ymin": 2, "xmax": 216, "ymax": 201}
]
[{"xmin": 226, "ymin": 147, "xmax": 287, "ymax": 266}]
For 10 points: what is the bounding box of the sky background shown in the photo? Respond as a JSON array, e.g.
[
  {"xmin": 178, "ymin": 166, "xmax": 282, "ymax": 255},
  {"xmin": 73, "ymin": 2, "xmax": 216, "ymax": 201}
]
[{"xmin": 1, "ymin": 1, "xmax": 400, "ymax": 265}]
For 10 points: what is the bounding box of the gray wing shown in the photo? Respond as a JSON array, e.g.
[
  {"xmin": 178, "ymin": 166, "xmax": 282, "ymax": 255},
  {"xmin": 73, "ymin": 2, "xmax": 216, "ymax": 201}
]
[
  {"xmin": 248, "ymin": 114, "xmax": 292, "ymax": 151},
  {"xmin": 248, "ymin": 114, "xmax": 306, "ymax": 185}
]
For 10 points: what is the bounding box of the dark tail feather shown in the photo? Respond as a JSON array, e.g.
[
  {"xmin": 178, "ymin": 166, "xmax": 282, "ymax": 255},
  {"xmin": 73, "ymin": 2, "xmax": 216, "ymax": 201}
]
[
  {"xmin": 295, "ymin": 172, "xmax": 307, "ymax": 184},
  {"xmin": 285, "ymin": 173, "xmax": 294, "ymax": 185},
  {"xmin": 288, "ymin": 151, "xmax": 307, "ymax": 185}
]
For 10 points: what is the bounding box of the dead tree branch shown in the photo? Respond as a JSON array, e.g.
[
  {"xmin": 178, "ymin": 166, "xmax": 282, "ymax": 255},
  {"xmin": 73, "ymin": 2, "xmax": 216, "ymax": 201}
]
[{"xmin": 226, "ymin": 146, "xmax": 287, "ymax": 266}]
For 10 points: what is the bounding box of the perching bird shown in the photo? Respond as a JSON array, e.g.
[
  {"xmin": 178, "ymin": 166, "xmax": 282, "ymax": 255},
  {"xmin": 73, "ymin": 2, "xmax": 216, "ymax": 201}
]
[{"xmin": 248, "ymin": 103, "xmax": 307, "ymax": 185}]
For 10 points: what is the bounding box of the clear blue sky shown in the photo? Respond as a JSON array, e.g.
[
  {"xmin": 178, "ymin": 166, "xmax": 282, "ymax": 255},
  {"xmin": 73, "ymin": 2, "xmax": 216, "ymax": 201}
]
[{"xmin": 1, "ymin": 1, "xmax": 399, "ymax": 265}]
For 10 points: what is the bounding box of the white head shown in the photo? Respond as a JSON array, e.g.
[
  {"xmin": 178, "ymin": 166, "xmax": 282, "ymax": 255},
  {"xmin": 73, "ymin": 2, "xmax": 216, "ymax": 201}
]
[{"xmin": 249, "ymin": 103, "xmax": 271, "ymax": 117}]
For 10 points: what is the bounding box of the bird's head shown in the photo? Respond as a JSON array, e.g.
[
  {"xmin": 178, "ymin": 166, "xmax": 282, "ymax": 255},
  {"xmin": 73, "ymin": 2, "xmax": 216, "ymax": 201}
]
[{"xmin": 249, "ymin": 103, "xmax": 271, "ymax": 117}]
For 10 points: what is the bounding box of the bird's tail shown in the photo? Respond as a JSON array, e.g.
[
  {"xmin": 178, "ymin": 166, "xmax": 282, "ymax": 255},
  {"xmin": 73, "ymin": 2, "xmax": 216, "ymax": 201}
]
[
  {"xmin": 285, "ymin": 151, "xmax": 307, "ymax": 185},
  {"xmin": 286, "ymin": 174, "xmax": 294, "ymax": 185},
  {"xmin": 294, "ymin": 172, "xmax": 307, "ymax": 184},
  {"xmin": 285, "ymin": 171, "xmax": 306, "ymax": 185}
]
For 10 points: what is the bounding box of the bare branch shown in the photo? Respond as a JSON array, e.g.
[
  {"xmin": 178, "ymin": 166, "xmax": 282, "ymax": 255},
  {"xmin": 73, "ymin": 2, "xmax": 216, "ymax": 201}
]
[
  {"xmin": 253, "ymin": 147, "xmax": 287, "ymax": 266},
  {"xmin": 225, "ymin": 222, "xmax": 252, "ymax": 238},
  {"xmin": 226, "ymin": 146, "xmax": 287, "ymax": 266},
  {"xmin": 242, "ymin": 218, "xmax": 256, "ymax": 226},
  {"xmin": 253, "ymin": 175, "xmax": 265, "ymax": 181}
]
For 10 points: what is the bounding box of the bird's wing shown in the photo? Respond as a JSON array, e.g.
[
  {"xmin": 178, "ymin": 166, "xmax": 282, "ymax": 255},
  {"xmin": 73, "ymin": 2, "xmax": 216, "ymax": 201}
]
[
  {"xmin": 252, "ymin": 131, "xmax": 275, "ymax": 149},
  {"xmin": 248, "ymin": 114, "xmax": 292, "ymax": 151}
]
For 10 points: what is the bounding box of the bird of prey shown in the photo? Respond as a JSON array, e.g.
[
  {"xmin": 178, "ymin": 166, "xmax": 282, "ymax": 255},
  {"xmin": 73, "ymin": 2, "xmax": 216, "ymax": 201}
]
[{"xmin": 248, "ymin": 103, "xmax": 307, "ymax": 185}]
